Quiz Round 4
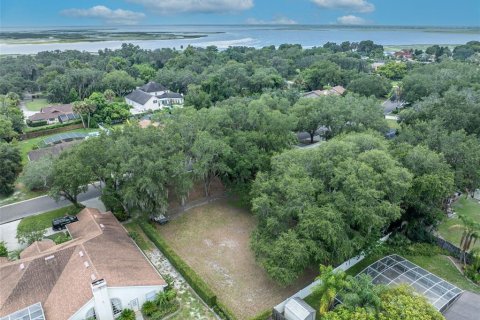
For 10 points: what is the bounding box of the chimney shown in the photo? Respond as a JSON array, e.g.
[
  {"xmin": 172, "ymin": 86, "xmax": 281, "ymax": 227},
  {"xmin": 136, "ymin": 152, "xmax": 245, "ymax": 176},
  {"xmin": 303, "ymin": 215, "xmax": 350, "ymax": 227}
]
[{"xmin": 91, "ymin": 279, "xmax": 114, "ymax": 320}]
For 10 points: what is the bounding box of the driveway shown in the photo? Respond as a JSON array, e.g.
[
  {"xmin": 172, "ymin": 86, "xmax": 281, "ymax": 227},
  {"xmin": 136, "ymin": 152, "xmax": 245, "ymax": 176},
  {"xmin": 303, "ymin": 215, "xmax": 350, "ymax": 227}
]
[
  {"xmin": 0, "ymin": 183, "xmax": 102, "ymax": 225},
  {"xmin": 0, "ymin": 196, "xmax": 106, "ymax": 251},
  {"xmin": 444, "ymin": 291, "xmax": 480, "ymax": 320},
  {"xmin": 20, "ymin": 101, "xmax": 36, "ymax": 118},
  {"xmin": 382, "ymin": 99, "xmax": 404, "ymax": 115}
]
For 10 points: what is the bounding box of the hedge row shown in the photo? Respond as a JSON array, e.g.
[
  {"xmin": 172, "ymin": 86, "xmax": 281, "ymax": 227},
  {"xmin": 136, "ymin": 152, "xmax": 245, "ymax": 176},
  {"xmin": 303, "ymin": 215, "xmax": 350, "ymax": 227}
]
[
  {"xmin": 138, "ymin": 221, "xmax": 217, "ymax": 307},
  {"xmin": 248, "ymin": 309, "xmax": 272, "ymax": 320},
  {"xmin": 20, "ymin": 122, "xmax": 84, "ymax": 139},
  {"xmin": 214, "ymin": 300, "xmax": 238, "ymax": 320},
  {"xmin": 26, "ymin": 120, "xmax": 48, "ymax": 127}
]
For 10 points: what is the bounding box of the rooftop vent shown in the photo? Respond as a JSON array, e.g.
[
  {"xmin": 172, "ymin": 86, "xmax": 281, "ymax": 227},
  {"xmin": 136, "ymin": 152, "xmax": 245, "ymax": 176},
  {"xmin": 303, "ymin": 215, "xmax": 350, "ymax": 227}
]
[
  {"xmin": 91, "ymin": 274, "xmax": 96, "ymax": 281},
  {"xmin": 45, "ymin": 255, "xmax": 55, "ymax": 261},
  {"xmin": 19, "ymin": 263, "xmax": 25, "ymax": 270},
  {"xmin": 79, "ymin": 251, "xmax": 84, "ymax": 257},
  {"xmin": 99, "ymin": 223, "xmax": 105, "ymax": 229},
  {"xmin": 84, "ymin": 261, "xmax": 90, "ymax": 268}
]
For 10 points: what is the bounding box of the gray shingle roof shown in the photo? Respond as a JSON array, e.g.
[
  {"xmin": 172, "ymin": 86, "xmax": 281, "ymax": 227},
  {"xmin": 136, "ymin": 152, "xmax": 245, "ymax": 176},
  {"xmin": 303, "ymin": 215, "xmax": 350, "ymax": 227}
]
[
  {"xmin": 140, "ymin": 81, "xmax": 167, "ymax": 93},
  {"xmin": 156, "ymin": 92, "xmax": 183, "ymax": 99},
  {"xmin": 126, "ymin": 89, "xmax": 154, "ymax": 105}
]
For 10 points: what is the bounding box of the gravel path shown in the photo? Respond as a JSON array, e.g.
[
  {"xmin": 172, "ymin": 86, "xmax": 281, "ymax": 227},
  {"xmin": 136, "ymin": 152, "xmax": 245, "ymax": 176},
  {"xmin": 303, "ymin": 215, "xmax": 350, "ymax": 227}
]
[{"xmin": 145, "ymin": 249, "xmax": 218, "ymax": 320}]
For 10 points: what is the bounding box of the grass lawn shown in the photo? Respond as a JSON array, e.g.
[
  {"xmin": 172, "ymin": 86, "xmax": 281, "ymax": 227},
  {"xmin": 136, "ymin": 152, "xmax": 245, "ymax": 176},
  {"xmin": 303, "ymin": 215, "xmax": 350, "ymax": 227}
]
[
  {"xmin": 156, "ymin": 199, "xmax": 316, "ymax": 320},
  {"xmin": 17, "ymin": 206, "xmax": 81, "ymax": 232},
  {"xmin": 25, "ymin": 98, "xmax": 49, "ymax": 111},
  {"xmin": 0, "ymin": 184, "xmax": 45, "ymax": 207},
  {"xmin": 437, "ymin": 197, "xmax": 480, "ymax": 251}
]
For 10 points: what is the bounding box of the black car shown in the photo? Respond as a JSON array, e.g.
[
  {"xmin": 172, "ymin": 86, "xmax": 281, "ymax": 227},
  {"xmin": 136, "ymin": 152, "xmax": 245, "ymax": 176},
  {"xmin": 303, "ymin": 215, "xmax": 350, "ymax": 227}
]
[
  {"xmin": 149, "ymin": 214, "xmax": 169, "ymax": 225},
  {"xmin": 52, "ymin": 215, "xmax": 78, "ymax": 231}
]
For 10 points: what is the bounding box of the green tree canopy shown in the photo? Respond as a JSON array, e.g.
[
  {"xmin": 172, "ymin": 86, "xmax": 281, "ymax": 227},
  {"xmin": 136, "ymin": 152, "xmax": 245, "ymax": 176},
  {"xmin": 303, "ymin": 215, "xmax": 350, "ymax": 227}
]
[
  {"xmin": 251, "ymin": 132, "xmax": 412, "ymax": 284},
  {"xmin": 0, "ymin": 142, "xmax": 22, "ymax": 195}
]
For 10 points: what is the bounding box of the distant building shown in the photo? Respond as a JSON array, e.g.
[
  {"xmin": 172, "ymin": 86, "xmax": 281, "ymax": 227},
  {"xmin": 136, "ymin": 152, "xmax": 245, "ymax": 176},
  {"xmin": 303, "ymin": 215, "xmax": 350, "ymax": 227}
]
[
  {"xmin": 371, "ymin": 62, "xmax": 385, "ymax": 71},
  {"xmin": 27, "ymin": 104, "xmax": 79, "ymax": 125},
  {"xmin": 394, "ymin": 50, "xmax": 413, "ymax": 60},
  {"xmin": 302, "ymin": 85, "xmax": 346, "ymax": 98},
  {"xmin": 125, "ymin": 81, "xmax": 184, "ymax": 115},
  {"xmin": 0, "ymin": 208, "xmax": 166, "ymax": 320}
]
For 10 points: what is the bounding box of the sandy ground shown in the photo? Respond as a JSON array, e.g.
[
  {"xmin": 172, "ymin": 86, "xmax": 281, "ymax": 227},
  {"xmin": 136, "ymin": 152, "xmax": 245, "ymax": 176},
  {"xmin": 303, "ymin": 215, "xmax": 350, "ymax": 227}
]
[{"xmin": 158, "ymin": 199, "xmax": 315, "ymax": 319}]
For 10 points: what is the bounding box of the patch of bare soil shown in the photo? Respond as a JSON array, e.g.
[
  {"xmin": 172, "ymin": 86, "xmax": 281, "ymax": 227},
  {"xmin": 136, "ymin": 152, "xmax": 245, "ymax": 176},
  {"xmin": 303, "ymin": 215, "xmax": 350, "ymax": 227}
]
[{"xmin": 158, "ymin": 199, "xmax": 315, "ymax": 319}]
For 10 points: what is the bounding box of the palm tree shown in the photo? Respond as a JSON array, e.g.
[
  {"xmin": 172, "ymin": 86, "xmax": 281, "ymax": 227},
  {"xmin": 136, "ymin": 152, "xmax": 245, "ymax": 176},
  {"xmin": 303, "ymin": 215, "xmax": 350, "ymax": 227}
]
[
  {"xmin": 313, "ymin": 265, "xmax": 348, "ymax": 316},
  {"xmin": 341, "ymin": 274, "xmax": 386, "ymax": 312},
  {"xmin": 456, "ymin": 214, "xmax": 480, "ymax": 265}
]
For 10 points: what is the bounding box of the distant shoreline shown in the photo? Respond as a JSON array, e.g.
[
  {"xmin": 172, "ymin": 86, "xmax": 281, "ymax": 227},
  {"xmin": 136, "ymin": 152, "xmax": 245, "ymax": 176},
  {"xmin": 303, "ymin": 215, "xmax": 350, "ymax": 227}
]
[{"xmin": 0, "ymin": 25, "xmax": 477, "ymax": 55}]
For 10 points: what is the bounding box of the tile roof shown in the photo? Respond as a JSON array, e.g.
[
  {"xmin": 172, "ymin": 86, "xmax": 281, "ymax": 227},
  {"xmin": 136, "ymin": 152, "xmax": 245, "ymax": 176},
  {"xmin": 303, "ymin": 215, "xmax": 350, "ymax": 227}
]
[
  {"xmin": 125, "ymin": 89, "xmax": 154, "ymax": 105},
  {"xmin": 27, "ymin": 104, "xmax": 75, "ymax": 122},
  {"xmin": 0, "ymin": 208, "xmax": 165, "ymax": 319},
  {"xmin": 140, "ymin": 81, "xmax": 167, "ymax": 93}
]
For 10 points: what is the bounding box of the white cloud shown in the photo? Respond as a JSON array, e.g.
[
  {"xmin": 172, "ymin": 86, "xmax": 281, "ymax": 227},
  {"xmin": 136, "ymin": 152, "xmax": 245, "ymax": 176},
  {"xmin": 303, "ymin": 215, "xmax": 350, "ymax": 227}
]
[
  {"xmin": 127, "ymin": 0, "xmax": 254, "ymax": 14},
  {"xmin": 337, "ymin": 15, "xmax": 368, "ymax": 25},
  {"xmin": 62, "ymin": 5, "xmax": 145, "ymax": 24},
  {"xmin": 246, "ymin": 16, "xmax": 297, "ymax": 25},
  {"xmin": 312, "ymin": 0, "xmax": 375, "ymax": 13}
]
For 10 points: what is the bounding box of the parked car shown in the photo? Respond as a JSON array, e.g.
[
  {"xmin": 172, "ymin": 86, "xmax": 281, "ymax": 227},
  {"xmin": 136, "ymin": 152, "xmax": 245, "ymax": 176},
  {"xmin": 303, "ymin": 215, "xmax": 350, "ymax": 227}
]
[
  {"xmin": 52, "ymin": 215, "xmax": 78, "ymax": 231},
  {"xmin": 149, "ymin": 214, "xmax": 169, "ymax": 225}
]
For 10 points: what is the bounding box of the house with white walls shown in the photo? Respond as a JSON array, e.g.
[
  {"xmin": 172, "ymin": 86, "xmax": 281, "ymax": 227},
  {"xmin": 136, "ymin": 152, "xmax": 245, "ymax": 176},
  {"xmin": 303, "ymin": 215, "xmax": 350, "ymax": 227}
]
[
  {"xmin": 125, "ymin": 81, "xmax": 184, "ymax": 115},
  {"xmin": 0, "ymin": 208, "xmax": 166, "ymax": 320}
]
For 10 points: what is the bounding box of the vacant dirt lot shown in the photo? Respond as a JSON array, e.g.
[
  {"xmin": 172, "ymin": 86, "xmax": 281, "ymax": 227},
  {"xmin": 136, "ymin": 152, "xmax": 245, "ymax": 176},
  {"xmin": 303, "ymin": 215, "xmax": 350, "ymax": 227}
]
[{"xmin": 157, "ymin": 199, "xmax": 315, "ymax": 319}]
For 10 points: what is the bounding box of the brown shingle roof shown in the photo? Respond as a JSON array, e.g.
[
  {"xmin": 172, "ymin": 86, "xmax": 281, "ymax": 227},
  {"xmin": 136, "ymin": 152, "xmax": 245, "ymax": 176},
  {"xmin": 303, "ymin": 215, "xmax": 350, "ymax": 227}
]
[
  {"xmin": 0, "ymin": 208, "xmax": 165, "ymax": 318},
  {"xmin": 28, "ymin": 104, "xmax": 75, "ymax": 122}
]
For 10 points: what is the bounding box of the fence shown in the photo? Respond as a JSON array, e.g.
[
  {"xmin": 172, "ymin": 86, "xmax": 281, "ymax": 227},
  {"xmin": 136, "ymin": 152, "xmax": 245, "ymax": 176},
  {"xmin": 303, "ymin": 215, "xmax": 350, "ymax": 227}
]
[
  {"xmin": 19, "ymin": 123, "xmax": 84, "ymax": 140},
  {"xmin": 432, "ymin": 234, "xmax": 473, "ymax": 265},
  {"xmin": 273, "ymin": 234, "xmax": 390, "ymax": 316}
]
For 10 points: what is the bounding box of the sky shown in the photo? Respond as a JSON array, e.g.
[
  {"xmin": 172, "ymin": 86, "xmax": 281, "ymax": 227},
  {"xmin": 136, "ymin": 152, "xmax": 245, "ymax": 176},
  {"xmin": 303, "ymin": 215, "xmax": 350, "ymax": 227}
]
[{"xmin": 0, "ymin": 0, "xmax": 479, "ymax": 27}]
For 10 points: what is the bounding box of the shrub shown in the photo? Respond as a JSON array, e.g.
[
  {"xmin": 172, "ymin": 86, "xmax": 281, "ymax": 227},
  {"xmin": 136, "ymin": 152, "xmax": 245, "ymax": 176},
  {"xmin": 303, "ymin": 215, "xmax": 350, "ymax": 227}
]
[
  {"xmin": 141, "ymin": 301, "xmax": 157, "ymax": 317},
  {"xmin": 0, "ymin": 241, "xmax": 8, "ymax": 257},
  {"xmin": 26, "ymin": 120, "xmax": 48, "ymax": 127},
  {"xmin": 113, "ymin": 210, "xmax": 129, "ymax": 222},
  {"xmin": 53, "ymin": 232, "xmax": 71, "ymax": 244},
  {"xmin": 117, "ymin": 309, "xmax": 135, "ymax": 320},
  {"xmin": 138, "ymin": 220, "xmax": 217, "ymax": 307}
]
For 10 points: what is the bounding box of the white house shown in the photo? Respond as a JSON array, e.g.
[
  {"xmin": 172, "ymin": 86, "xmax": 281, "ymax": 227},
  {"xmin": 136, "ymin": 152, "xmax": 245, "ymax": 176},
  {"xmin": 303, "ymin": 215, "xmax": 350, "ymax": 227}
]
[
  {"xmin": 125, "ymin": 81, "xmax": 184, "ymax": 115},
  {"xmin": 0, "ymin": 208, "xmax": 166, "ymax": 320}
]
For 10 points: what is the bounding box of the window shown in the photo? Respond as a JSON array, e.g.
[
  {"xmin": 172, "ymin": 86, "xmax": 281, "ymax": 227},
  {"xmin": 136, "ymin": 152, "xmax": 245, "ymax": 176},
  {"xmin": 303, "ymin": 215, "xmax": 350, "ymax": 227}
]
[
  {"xmin": 85, "ymin": 308, "xmax": 96, "ymax": 320},
  {"xmin": 146, "ymin": 290, "xmax": 157, "ymax": 301},
  {"xmin": 111, "ymin": 298, "xmax": 122, "ymax": 316},
  {"xmin": 153, "ymin": 100, "xmax": 157, "ymax": 103}
]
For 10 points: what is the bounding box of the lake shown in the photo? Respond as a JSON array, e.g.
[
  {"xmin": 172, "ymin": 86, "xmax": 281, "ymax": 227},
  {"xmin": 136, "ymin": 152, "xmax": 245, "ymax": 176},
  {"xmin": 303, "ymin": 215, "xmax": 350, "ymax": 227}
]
[{"xmin": 1, "ymin": 25, "xmax": 479, "ymax": 54}]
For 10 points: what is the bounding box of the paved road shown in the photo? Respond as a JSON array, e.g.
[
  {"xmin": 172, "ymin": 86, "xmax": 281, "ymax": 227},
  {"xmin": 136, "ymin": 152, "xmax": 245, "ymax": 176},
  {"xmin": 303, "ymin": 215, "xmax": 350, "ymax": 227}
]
[{"xmin": 0, "ymin": 184, "xmax": 101, "ymax": 224}]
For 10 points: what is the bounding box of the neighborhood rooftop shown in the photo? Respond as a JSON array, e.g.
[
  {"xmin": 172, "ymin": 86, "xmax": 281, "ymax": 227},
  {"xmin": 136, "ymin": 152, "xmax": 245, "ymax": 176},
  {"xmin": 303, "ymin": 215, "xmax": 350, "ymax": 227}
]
[
  {"xmin": 27, "ymin": 104, "xmax": 78, "ymax": 122},
  {"xmin": 140, "ymin": 81, "xmax": 167, "ymax": 93},
  {"xmin": 156, "ymin": 92, "xmax": 183, "ymax": 99},
  {"xmin": 0, "ymin": 208, "xmax": 165, "ymax": 319},
  {"xmin": 125, "ymin": 89, "xmax": 154, "ymax": 105}
]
